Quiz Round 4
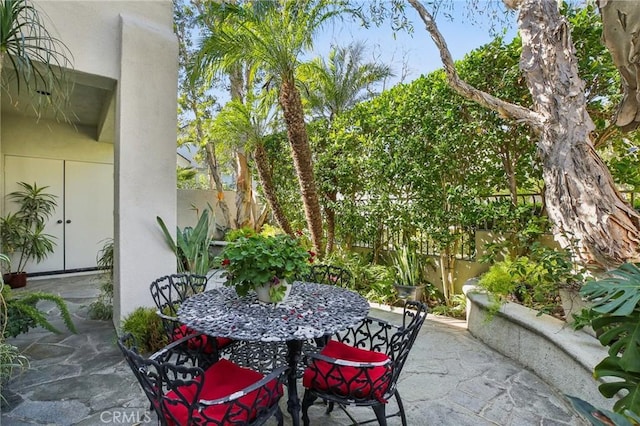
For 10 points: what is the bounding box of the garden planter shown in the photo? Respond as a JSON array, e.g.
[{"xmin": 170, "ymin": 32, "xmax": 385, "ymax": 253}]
[
  {"xmin": 3, "ymin": 272, "xmax": 27, "ymax": 289},
  {"xmin": 255, "ymin": 279, "xmax": 291, "ymax": 303},
  {"xmin": 394, "ymin": 283, "xmax": 422, "ymax": 301}
]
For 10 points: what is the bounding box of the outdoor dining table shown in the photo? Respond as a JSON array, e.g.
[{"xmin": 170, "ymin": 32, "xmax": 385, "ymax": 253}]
[{"xmin": 177, "ymin": 281, "xmax": 370, "ymax": 426}]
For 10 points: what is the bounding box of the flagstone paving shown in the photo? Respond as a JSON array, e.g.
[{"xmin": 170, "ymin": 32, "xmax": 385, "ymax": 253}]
[{"xmin": 1, "ymin": 274, "xmax": 587, "ymax": 425}]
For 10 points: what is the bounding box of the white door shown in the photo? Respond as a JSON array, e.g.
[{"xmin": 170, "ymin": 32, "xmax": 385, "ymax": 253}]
[
  {"xmin": 3, "ymin": 156, "xmax": 65, "ymax": 273},
  {"xmin": 3, "ymin": 156, "xmax": 113, "ymax": 273},
  {"xmin": 64, "ymin": 161, "xmax": 113, "ymax": 270}
]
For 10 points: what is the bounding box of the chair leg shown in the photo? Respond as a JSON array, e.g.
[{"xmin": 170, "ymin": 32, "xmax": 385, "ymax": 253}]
[
  {"xmin": 395, "ymin": 390, "xmax": 408, "ymax": 426},
  {"xmin": 302, "ymin": 390, "xmax": 317, "ymax": 426},
  {"xmin": 326, "ymin": 401, "xmax": 334, "ymax": 414},
  {"xmin": 372, "ymin": 403, "xmax": 388, "ymax": 426},
  {"xmin": 275, "ymin": 407, "xmax": 284, "ymax": 426}
]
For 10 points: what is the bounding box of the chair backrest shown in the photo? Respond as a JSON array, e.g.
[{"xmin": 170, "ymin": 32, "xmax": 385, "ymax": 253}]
[
  {"xmin": 117, "ymin": 333, "xmax": 206, "ymax": 426},
  {"xmin": 334, "ymin": 300, "xmax": 427, "ymax": 395},
  {"xmin": 306, "ymin": 264, "xmax": 352, "ymax": 288},
  {"xmin": 118, "ymin": 333, "xmax": 286, "ymax": 426},
  {"xmin": 149, "ymin": 273, "xmax": 208, "ymax": 316},
  {"xmin": 387, "ymin": 301, "xmax": 427, "ymax": 387}
]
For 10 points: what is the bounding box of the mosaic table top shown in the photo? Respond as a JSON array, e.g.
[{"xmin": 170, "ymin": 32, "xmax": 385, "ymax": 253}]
[{"xmin": 178, "ymin": 281, "xmax": 369, "ymax": 342}]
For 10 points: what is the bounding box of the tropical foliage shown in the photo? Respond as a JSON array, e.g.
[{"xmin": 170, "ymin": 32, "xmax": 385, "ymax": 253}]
[
  {"xmin": 579, "ymin": 263, "xmax": 640, "ymax": 416},
  {"xmin": 157, "ymin": 208, "xmax": 216, "ymax": 275},
  {"xmin": 0, "ymin": 0, "xmax": 73, "ymax": 119},
  {"xmin": 0, "ymin": 182, "xmax": 58, "ymax": 273}
]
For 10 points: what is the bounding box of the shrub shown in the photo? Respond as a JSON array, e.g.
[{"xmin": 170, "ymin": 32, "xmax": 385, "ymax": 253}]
[
  {"xmin": 89, "ymin": 239, "xmax": 113, "ymax": 320},
  {"xmin": 479, "ymin": 244, "xmax": 581, "ymax": 317},
  {"xmin": 121, "ymin": 307, "xmax": 167, "ymax": 354}
]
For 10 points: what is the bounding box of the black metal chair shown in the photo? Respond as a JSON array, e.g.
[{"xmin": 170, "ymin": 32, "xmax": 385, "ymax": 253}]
[
  {"xmin": 301, "ymin": 301, "xmax": 428, "ymax": 426},
  {"xmin": 118, "ymin": 333, "xmax": 287, "ymax": 426},
  {"xmin": 305, "ymin": 264, "xmax": 353, "ymax": 288},
  {"xmin": 149, "ymin": 273, "xmax": 233, "ymax": 358}
]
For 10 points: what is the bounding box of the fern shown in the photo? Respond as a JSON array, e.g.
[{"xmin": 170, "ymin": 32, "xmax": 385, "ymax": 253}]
[{"xmin": 2, "ymin": 289, "xmax": 76, "ymax": 338}]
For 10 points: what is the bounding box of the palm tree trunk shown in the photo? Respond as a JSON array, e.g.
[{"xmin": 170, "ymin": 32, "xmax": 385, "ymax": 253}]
[
  {"xmin": 188, "ymin": 95, "xmax": 231, "ymax": 232},
  {"xmin": 254, "ymin": 143, "xmax": 293, "ymax": 235},
  {"xmin": 278, "ymin": 78, "xmax": 325, "ymax": 257}
]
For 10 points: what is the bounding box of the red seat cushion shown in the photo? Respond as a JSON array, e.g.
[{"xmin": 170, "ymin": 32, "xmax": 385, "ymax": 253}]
[
  {"xmin": 172, "ymin": 324, "xmax": 233, "ymax": 353},
  {"xmin": 303, "ymin": 340, "xmax": 392, "ymax": 403},
  {"xmin": 163, "ymin": 358, "xmax": 283, "ymax": 425}
]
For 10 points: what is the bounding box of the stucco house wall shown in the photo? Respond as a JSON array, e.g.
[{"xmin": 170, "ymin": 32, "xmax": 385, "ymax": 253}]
[{"xmin": 1, "ymin": 1, "xmax": 178, "ymax": 324}]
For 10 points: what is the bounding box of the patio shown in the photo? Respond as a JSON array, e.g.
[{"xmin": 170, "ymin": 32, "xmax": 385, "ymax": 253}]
[{"xmin": 1, "ymin": 274, "xmax": 586, "ymax": 425}]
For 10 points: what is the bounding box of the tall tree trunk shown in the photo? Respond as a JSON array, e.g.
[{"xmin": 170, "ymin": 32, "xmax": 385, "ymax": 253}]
[
  {"xmin": 409, "ymin": 0, "xmax": 640, "ymax": 268},
  {"xmin": 203, "ymin": 142, "xmax": 231, "ymax": 233},
  {"xmin": 324, "ymin": 190, "xmax": 337, "ymax": 255},
  {"xmin": 517, "ymin": 0, "xmax": 640, "ymax": 268},
  {"xmin": 187, "ymin": 96, "xmax": 232, "ymax": 233},
  {"xmin": 278, "ymin": 78, "xmax": 325, "ymax": 257},
  {"xmin": 229, "ymin": 63, "xmax": 258, "ymax": 230},
  {"xmin": 235, "ymin": 150, "xmax": 255, "ymax": 229},
  {"xmin": 598, "ymin": 0, "xmax": 640, "ymax": 132},
  {"xmin": 254, "ymin": 143, "xmax": 293, "ymax": 235}
]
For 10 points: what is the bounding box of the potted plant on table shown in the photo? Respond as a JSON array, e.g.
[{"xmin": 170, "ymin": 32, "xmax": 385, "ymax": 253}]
[
  {"xmin": 217, "ymin": 233, "xmax": 313, "ymax": 303},
  {"xmin": 0, "ymin": 182, "xmax": 58, "ymax": 288}
]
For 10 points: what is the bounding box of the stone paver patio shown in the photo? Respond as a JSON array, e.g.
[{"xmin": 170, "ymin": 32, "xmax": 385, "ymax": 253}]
[{"xmin": 1, "ymin": 274, "xmax": 587, "ymax": 425}]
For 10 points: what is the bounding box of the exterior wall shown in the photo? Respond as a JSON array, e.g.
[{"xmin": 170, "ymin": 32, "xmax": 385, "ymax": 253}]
[
  {"xmin": 36, "ymin": 2, "xmax": 173, "ymax": 80},
  {"xmin": 1, "ymin": 114, "xmax": 113, "ymax": 216},
  {"xmin": 11, "ymin": 1, "xmax": 180, "ymax": 324},
  {"xmin": 114, "ymin": 8, "xmax": 178, "ymax": 323}
]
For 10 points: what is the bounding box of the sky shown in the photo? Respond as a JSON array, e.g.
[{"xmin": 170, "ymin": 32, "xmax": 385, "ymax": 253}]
[{"xmin": 310, "ymin": 1, "xmax": 518, "ymax": 89}]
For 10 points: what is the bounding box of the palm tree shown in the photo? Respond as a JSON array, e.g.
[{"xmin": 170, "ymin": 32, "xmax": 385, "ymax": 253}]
[
  {"xmin": 301, "ymin": 42, "xmax": 393, "ymax": 121},
  {"xmin": 194, "ymin": 0, "xmax": 347, "ymax": 257},
  {"xmin": 0, "ymin": 0, "xmax": 73, "ymax": 118},
  {"xmin": 300, "ymin": 42, "xmax": 392, "ymax": 253},
  {"xmin": 213, "ymin": 93, "xmax": 294, "ymax": 235}
]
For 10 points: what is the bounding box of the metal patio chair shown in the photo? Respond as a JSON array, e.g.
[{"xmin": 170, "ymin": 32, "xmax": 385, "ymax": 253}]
[
  {"xmin": 305, "ymin": 264, "xmax": 353, "ymax": 288},
  {"xmin": 118, "ymin": 333, "xmax": 287, "ymax": 425},
  {"xmin": 149, "ymin": 273, "xmax": 233, "ymax": 359},
  {"xmin": 301, "ymin": 301, "xmax": 428, "ymax": 426}
]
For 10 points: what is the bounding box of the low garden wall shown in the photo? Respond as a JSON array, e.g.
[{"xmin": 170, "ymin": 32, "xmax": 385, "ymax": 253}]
[{"xmin": 463, "ymin": 280, "xmax": 615, "ymax": 411}]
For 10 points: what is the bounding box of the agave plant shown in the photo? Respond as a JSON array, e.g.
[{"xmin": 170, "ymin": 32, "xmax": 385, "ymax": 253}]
[
  {"xmin": 157, "ymin": 208, "xmax": 215, "ymax": 275},
  {"xmin": 580, "ymin": 263, "xmax": 640, "ymax": 415}
]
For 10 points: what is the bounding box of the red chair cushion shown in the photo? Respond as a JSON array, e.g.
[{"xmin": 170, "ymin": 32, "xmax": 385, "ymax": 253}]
[
  {"xmin": 163, "ymin": 358, "xmax": 283, "ymax": 425},
  {"xmin": 173, "ymin": 324, "xmax": 233, "ymax": 353},
  {"xmin": 303, "ymin": 340, "xmax": 391, "ymax": 403}
]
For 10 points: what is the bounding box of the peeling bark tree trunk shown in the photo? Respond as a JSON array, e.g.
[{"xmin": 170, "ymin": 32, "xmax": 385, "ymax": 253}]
[
  {"xmin": 598, "ymin": 0, "xmax": 640, "ymax": 132},
  {"xmin": 235, "ymin": 150, "xmax": 255, "ymax": 229},
  {"xmin": 517, "ymin": 0, "xmax": 640, "ymax": 267},
  {"xmin": 254, "ymin": 143, "xmax": 293, "ymax": 235},
  {"xmin": 279, "ymin": 78, "xmax": 325, "ymax": 257},
  {"xmin": 409, "ymin": 0, "xmax": 640, "ymax": 268}
]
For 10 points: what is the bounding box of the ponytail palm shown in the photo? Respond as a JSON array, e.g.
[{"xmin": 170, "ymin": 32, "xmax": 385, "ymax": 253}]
[
  {"xmin": 0, "ymin": 0, "xmax": 73, "ymax": 118},
  {"xmin": 194, "ymin": 0, "xmax": 349, "ymax": 257}
]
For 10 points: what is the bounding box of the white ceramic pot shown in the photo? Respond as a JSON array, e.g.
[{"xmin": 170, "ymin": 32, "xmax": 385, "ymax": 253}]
[{"xmin": 255, "ymin": 278, "xmax": 290, "ymax": 303}]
